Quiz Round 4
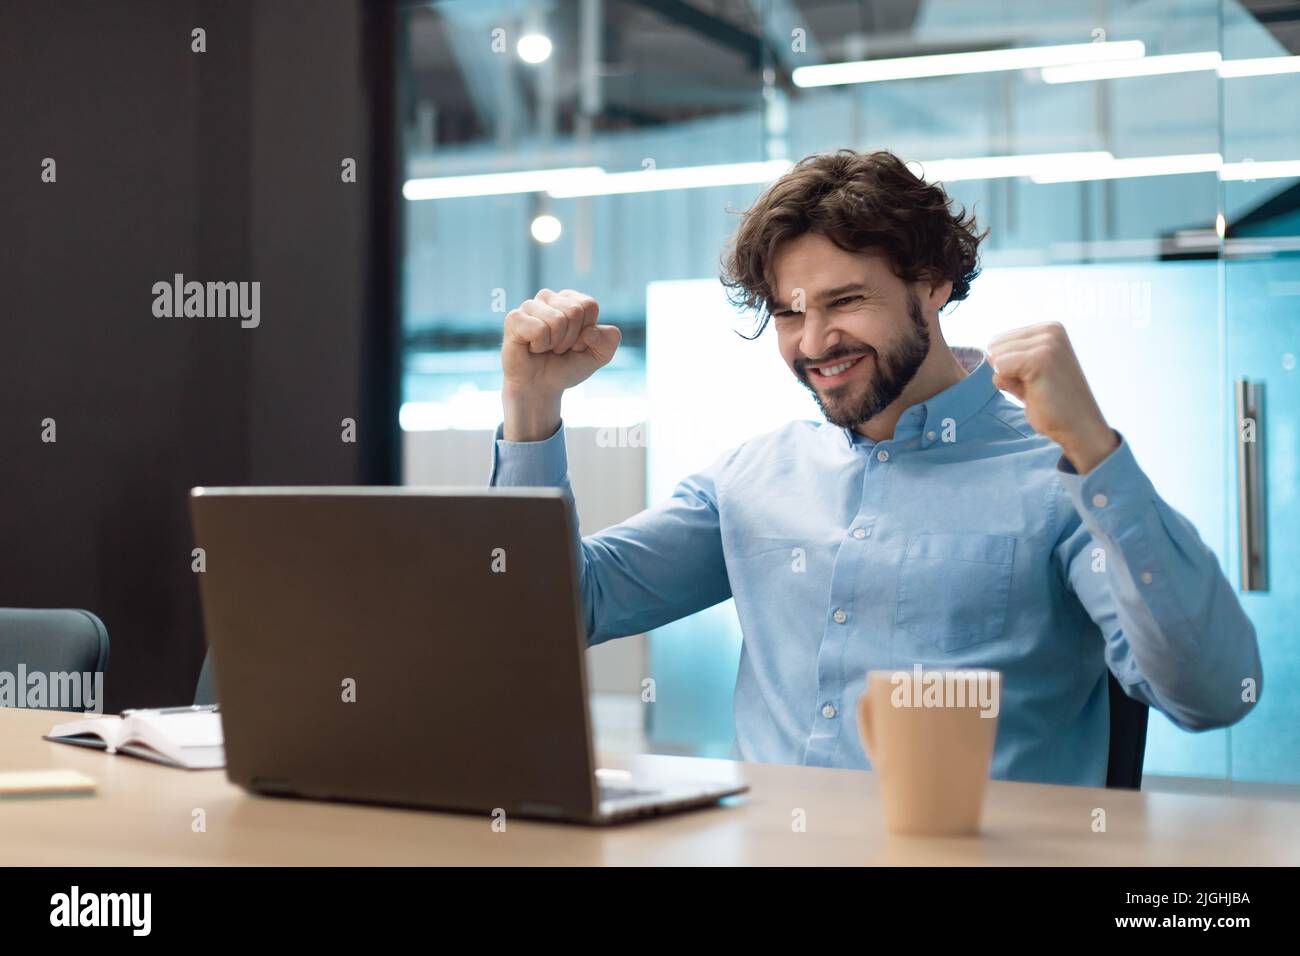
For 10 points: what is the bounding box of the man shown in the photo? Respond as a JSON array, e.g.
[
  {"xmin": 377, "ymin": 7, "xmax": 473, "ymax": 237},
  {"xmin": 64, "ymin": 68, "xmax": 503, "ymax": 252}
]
[{"xmin": 489, "ymin": 149, "xmax": 1261, "ymax": 786}]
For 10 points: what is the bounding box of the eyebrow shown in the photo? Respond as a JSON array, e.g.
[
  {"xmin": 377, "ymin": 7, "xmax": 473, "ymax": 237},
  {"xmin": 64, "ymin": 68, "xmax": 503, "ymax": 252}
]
[
  {"xmin": 769, "ymin": 282, "xmax": 879, "ymax": 313},
  {"xmin": 818, "ymin": 282, "xmax": 879, "ymax": 302}
]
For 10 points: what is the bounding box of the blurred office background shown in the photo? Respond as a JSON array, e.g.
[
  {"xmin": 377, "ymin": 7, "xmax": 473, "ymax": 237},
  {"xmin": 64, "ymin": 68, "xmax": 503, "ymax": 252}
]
[
  {"xmin": 2, "ymin": 0, "xmax": 1295, "ymax": 794},
  {"xmin": 399, "ymin": 0, "xmax": 1300, "ymax": 790},
  {"xmin": 2, "ymin": 1, "xmax": 402, "ymax": 711}
]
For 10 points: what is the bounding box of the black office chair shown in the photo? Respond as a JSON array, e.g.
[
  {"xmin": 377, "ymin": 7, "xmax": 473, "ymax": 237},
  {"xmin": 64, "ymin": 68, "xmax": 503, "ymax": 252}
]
[
  {"xmin": 1105, "ymin": 671, "xmax": 1149, "ymax": 789},
  {"xmin": 0, "ymin": 607, "xmax": 110, "ymax": 711}
]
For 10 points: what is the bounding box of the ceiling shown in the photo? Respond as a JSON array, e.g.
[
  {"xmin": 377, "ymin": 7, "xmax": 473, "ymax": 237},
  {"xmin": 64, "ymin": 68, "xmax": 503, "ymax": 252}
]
[{"xmin": 405, "ymin": 0, "xmax": 1300, "ymax": 148}]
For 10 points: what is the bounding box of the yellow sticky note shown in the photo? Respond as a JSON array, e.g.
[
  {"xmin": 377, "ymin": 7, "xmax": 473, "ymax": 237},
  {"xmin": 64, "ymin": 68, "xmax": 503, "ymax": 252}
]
[{"xmin": 0, "ymin": 769, "xmax": 97, "ymax": 798}]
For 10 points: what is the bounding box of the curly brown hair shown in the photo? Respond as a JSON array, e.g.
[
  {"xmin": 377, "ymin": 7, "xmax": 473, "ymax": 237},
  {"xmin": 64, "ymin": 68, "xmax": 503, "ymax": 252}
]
[{"xmin": 720, "ymin": 149, "xmax": 987, "ymax": 337}]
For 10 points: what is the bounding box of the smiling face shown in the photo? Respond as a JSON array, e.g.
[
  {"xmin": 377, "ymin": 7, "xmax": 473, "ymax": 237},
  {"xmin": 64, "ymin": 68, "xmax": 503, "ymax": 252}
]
[{"xmin": 769, "ymin": 233, "xmax": 934, "ymax": 429}]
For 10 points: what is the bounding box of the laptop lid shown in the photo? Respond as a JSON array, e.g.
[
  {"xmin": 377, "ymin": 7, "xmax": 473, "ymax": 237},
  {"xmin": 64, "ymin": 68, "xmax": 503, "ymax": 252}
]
[{"xmin": 189, "ymin": 487, "xmax": 599, "ymax": 820}]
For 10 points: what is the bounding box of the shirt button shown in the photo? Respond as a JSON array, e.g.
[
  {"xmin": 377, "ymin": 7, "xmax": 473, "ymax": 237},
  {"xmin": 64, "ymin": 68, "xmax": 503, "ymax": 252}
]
[
  {"xmin": 1140, "ymin": 571, "xmax": 1154, "ymax": 584},
  {"xmin": 822, "ymin": 703, "xmax": 837, "ymax": 719},
  {"xmin": 876, "ymin": 449, "xmax": 890, "ymax": 462},
  {"xmin": 832, "ymin": 609, "xmax": 847, "ymax": 624},
  {"xmin": 926, "ymin": 430, "xmax": 936, "ymax": 441},
  {"xmin": 1092, "ymin": 493, "xmax": 1109, "ymax": 508},
  {"xmin": 852, "ymin": 527, "xmax": 867, "ymax": 540}
]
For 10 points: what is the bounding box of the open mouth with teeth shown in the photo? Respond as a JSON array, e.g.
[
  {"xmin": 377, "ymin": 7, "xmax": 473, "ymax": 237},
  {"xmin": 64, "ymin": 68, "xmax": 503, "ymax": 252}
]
[{"xmin": 806, "ymin": 353, "xmax": 871, "ymax": 387}]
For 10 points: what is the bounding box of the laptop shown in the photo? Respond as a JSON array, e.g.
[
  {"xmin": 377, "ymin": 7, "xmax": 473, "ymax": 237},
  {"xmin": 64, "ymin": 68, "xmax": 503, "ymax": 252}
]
[{"xmin": 189, "ymin": 486, "xmax": 748, "ymax": 824}]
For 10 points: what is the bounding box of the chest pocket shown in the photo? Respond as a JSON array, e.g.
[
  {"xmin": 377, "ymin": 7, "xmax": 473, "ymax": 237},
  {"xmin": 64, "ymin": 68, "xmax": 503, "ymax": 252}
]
[{"xmin": 894, "ymin": 532, "xmax": 1016, "ymax": 652}]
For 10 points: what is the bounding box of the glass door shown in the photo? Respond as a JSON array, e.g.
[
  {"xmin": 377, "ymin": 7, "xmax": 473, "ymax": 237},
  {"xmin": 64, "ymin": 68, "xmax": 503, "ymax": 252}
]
[{"xmin": 1220, "ymin": 0, "xmax": 1300, "ymax": 785}]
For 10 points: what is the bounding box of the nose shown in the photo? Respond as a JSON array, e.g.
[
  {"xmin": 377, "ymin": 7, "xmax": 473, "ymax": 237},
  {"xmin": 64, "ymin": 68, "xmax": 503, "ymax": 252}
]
[{"xmin": 798, "ymin": 309, "xmax": 839, "ymax": 360}]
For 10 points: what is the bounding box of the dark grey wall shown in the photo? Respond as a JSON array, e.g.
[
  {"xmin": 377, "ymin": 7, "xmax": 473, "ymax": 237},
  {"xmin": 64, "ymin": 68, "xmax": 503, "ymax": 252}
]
[{"xmin": 0, "ymin": 0, "xmax": 401, "ymax": 710}]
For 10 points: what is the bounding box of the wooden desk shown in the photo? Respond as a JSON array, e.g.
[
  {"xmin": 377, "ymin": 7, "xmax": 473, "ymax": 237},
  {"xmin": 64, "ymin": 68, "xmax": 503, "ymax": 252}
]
[{"xmin": 2, "ymin": 708, "xmax": 1297, "ymax": 865}]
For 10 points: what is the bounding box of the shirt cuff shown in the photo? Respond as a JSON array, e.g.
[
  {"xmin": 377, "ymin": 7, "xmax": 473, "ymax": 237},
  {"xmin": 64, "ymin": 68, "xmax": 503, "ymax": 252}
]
[
  {"xmin": 1056, "ymin": 432, "xmax": 1156, "ymax": 536},
  {"xmin": 488, "ymin": 420, "xmax": 569, "ymax": 487}
]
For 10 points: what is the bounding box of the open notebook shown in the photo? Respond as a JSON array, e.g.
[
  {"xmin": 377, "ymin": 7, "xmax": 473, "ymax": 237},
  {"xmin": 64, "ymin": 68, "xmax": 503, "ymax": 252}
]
[{"xmin": 45, "ymin": 706, "xmax": 225, "ymax": 770}]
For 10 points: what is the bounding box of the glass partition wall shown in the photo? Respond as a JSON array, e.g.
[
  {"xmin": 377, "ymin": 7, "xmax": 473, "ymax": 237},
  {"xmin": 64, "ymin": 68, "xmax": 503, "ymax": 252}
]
[
  {"xmin": 401, "ymin": 0, "xmax": 1300, "ymax": 785},
  {"xmin": 1220, "ymin": 1, "xmax": 1300, "ymax": 785}
]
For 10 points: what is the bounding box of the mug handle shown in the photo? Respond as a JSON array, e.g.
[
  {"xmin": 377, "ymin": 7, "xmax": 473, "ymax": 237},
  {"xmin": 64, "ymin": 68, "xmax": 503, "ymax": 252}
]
[{"xmin": 856, "ymin": 689, "xmax": 876, "ymax": 758}]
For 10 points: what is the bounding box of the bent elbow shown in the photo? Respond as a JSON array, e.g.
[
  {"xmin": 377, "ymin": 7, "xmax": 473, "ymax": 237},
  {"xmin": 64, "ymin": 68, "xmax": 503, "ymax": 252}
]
[{"xmin": 1166, "ymin": 674, "xmax": 1261, "ymax": 732}]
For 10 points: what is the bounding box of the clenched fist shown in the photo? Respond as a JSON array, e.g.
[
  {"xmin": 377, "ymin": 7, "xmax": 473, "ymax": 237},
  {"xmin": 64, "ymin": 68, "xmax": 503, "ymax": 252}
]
[
  {"xmin": 987, "ymin": 322, "xmax": 1119, "ymax": 474},
  {"xmin": 501, "ymin": 289, "xmax": 621, "ymax": 441}
]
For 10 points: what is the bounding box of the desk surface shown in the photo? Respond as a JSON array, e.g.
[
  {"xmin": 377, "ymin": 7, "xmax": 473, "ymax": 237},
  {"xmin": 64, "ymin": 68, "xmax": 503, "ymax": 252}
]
[{"xmin": 2, "ymin": 708, "xmax": 1297, "ymax": 865}]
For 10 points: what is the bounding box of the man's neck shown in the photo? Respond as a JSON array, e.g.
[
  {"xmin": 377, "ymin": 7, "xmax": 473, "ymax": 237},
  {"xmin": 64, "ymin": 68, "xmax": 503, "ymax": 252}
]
[{"xmin": 853, "ymin": 343, "xmax": 971, "ymax": 443}]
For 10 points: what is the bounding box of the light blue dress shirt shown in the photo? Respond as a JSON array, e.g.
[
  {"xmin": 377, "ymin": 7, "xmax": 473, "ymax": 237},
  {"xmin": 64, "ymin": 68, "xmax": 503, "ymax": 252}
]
[{"xmin": 488, "ymin": 349, "xmax": 1262, "ymax": 785}]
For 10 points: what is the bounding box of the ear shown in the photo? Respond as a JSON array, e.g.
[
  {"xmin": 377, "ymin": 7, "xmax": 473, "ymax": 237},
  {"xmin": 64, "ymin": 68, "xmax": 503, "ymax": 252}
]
[{"xmin": 927, "ymin": 277, "xmax": 954, "ymax": 311}]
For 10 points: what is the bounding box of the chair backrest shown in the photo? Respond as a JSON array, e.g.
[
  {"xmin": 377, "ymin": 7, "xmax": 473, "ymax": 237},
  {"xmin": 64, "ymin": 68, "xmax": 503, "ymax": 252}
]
[
  {"xmin": 0, "ymin": 608, "xmax": 110, "ymax": 711},
  {"xmin": 1105, "ymin": 671, "xmax": 1149, "ymax": 789}
]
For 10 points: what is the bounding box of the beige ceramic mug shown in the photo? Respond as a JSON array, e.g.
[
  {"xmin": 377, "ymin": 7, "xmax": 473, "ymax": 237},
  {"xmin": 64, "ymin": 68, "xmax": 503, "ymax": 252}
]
[{"xmin": 857, "ymin": 667, "xmax": 1001, "ymax": 836}]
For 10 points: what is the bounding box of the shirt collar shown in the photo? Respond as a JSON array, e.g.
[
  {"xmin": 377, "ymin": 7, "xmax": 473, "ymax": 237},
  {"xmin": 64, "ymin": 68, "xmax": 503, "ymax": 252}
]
[{"xmin": 840, "ymin": 346, "xmax": 996, "ymax": 450}]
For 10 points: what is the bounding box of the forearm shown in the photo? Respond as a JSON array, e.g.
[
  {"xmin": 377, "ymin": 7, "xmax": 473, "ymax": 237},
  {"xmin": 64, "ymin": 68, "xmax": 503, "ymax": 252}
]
[
  {"xmin": 1061, "ymin": 438, "xmax": 1262, "ymax": 728},
  {"xmin": 1098, "ymin": 504, "xmax": 1257, "ymax": 728},
  {"xmin": 502, "ymin": 386, "xmax": 562, "ymax": 443},
  {"xmin": 488, "ymin": 417, "xmax": 590, "ymax": 626},
  {"xmin": 488, "ymin": 423, "xmax": 732, "ymax": 646}
]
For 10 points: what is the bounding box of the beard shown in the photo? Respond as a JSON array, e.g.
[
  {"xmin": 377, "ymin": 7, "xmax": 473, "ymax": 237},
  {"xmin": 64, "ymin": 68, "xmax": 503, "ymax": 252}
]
[{"xmin": 795, "ymin": 290, "xmax": 931, "ymax": 429}]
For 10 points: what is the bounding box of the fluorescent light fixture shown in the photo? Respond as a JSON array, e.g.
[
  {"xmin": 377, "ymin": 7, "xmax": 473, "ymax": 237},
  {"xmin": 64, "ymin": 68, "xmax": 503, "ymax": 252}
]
[
  {"xmin": 402, "ymin": 166, "xmax": 601, "ymax": 201},
  {"xmin": 1219, "ymin": 54, "xmax": 1300, "ymax": 78},
  {"xmin": 546, "ymin": 159, "xmax": 793, "ymax": 197},
  {"xmin": 399, "ymin": 393, "xmax": 647, "ymax": 431},
  {"xmin": 1043, "ymin": 51, "xmax": 1300, "ymax": 83},
  {"xmin": 1042, "ymin": 51, "xmax": 1220, "ymax": 83},
  {"xmin": 1221, "ymin": 159, "xmax": 1300, "ymax": 181},
  {"xmin": 516, "ymin": 33, "xmax": 553, "ymax": 64},
  {"xmin": 401, "ymin": 150, "xmax": 1300, "ymax": 204},
  {"xmin": 404, "ymin": 161, "xmax": 789, "ymax": 201},
  {"xmin": 918, "ymin": 151, "xmax": 1300, "ymax": 185},
  {"xmin": 907, "ymin": 152, "xmax": 1114, "ymax": 182},
  {"xmin": 792, "ymin": 40, "xmax": 1145, "ymax": 88},
  {"xmin": 1041, "ymin": 52, "xmax": 1300, "ymax": 83},
  {"xmin": 1031, "ymin": 153, "xmax": 1223, "ymax": 183}
]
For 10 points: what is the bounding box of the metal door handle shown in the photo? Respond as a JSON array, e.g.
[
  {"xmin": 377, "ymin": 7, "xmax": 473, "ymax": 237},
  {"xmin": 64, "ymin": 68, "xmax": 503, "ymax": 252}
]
[{"xmin": 1235, "ymin": 378, "xmax": 1268, "ymax": 591}]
